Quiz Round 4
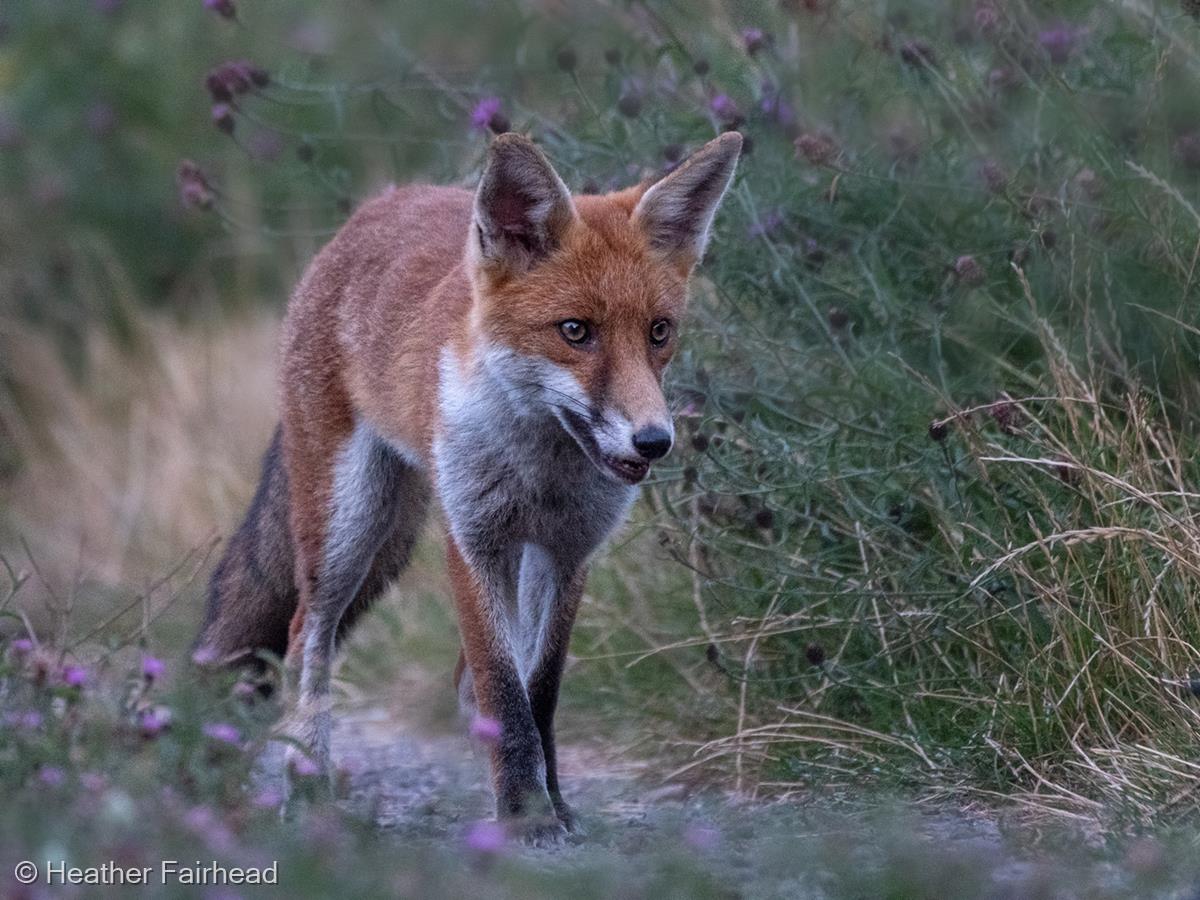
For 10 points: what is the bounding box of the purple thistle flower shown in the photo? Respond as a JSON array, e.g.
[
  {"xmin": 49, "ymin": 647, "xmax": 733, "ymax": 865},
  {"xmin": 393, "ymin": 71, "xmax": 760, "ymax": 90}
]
[
  {"xmin": 251, "ymin": 787, "xmax": 283, "ymax": 808},
  {"xmin": 470, "ymin": 97, "xmax": 510, "ymax": 134},
  {"xmin": 80, "ymin": 771, "xmax": 107, "ymax": 792},
  {"xmin": 139, "ymin": 707, "xmax": 171, "ymax": 737},
  {"xmin": 759, "ymin": 82, "xmax": 796, "ymax": 128},
  {"xmin": 1038, "ymin": 23, "xmax": 1081, "ymax": 64},
  {"xmin": 4, "ymin": 709, "xmax": 43, "ymax": 730},
  {"xmin": 183, "ymin": 805, "xmax": 236, "ymax": 853},
  {"xmin": 203, "ymin": 0, "xmax": 237, "ymax": 18},
  {"xmin": 288, "ymin": 754, "xmax": 321, "ymax": 777},
  {"xmin": 203, "ymin": 722, "xmax": 242, "ymax": 746},
  {"xmin": 191, "ymin": 645, "xmax": 219, "ymax": 666},
  {"xmin": 741, "ymin": 28, "xmax": 769, "ymax": 55},
  {"xmin": 61, "ymin": 664, "xmax": 88, "ymax": 688},
  {"xmin": 709, "ymin": 94, "xmax": 743, "ymax": 127},
  {"xmin": 9, "ymin": 637, "xmax": 34, "ymax": 657},
  {"xmin": 469, "ymin": 714, "xmax": 502, "ymax": 744},
  {"xmin": 464, "ymin": 820, "xmax": 507, "ymax": 854},
  {"xmin": 683, "ymin": 822, "xmax": 721, "ymax": 851},
  {"xmin": 38, "ymin": 765, "xmax": 67, "ymax": 788},
  {"xmin": 141, "ymin": 655, "xmax": 166, "ymax": 681}
]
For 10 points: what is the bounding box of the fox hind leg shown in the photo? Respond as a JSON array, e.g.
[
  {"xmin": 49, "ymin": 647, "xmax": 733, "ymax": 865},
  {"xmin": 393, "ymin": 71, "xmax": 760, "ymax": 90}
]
[{"xmin": 284, "ymin": 422, "xmax": 428, "ymax": 787}]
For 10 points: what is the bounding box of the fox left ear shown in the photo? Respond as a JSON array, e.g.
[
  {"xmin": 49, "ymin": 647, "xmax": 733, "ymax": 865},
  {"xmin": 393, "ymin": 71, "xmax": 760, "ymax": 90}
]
[
  {"xmin": 633, "ymin": 131, "xmax": 742, "ymax": 273},
  {"xmin": 472, "ymin": 133, "xmax": 576, "ymax": 278}
]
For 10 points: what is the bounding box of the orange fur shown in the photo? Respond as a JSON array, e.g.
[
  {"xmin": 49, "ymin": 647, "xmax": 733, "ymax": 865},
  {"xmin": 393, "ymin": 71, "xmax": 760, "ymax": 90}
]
[{"xmin": 199, "ymin": 132, "xmax": 741, "ymax": 836}]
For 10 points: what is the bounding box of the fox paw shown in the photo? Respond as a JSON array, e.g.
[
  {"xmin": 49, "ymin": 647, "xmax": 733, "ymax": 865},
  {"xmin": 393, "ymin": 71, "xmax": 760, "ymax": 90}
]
[
  {"xmin": 552, "ymin": 798, "xmax": 585, "ymax": 836},
  {"xmin": 515, "ymin": 818, "xmax": 569, "ymax": 849}
]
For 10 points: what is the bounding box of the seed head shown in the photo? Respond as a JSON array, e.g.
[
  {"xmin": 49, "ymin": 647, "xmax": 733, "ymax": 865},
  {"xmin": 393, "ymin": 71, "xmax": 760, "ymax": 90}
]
[
  {"xmin": 954, "ymin": 254, "xmax": 984, "ymax": 286},
  {"xmin": 617, "ymin": 86, "xmax": 643, "ymax": 119},
  {"xmin": 974, "ymin": 3, "xmax": 1000, "ymax": 32},
  {"xmin": 794, "ymin": 131, "xmax": 837, "ymax": 166},
  {"xmin": 211, "ymin": 103, "xmax": 235, "ymax": 134},
  {"xmin": 1174, "ymin": 133, "xmax": 1200, "ymax": 171},
  {"xmin": 900, "ymin": 39, "xmax": 937, "ymax": 69},
  {"xmin": 989, "ymin": 399, "xmax": 1019, "ymax": 434},
  {"xmin": 555, "ymin": 47, "xmax": 578, "ymax": 72},
  {"xmin": 978, "ymin": 159, "xmax": 1007, "ymax": 193},
  {"xmin": 205, "ymin": 60, "xmax": 268, "ymax": 103}
]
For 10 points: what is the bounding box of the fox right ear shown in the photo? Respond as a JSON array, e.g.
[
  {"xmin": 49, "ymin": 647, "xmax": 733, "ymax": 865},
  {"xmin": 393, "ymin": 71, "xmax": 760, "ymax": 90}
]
[
  {"xmin": 471, "ymin": 134, "xmax": 576, "ymax": 277},
  {"xmin": 633, "ymin": 131, "xmax": 742, "ymax": 274}
]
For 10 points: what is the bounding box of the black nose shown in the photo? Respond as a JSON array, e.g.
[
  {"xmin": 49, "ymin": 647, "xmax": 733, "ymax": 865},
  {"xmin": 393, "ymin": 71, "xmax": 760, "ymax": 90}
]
[{"xmin": 632, "ymin": 425, "xmax": 673, "ymax": 461}]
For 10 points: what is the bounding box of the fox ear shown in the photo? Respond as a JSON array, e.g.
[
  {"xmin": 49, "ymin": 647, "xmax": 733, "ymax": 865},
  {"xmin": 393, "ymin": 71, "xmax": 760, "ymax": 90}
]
[
  {"xmin": 472, "ymin": 134, "xmax": 576, "ymax": 276},
  {"xmin": 633, "ymin": 132, "xmax": 742, "ymax": 273}
]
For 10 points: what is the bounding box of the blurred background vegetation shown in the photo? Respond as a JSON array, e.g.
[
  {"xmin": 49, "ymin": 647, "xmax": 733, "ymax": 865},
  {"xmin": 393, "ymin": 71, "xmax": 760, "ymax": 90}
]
[{"xmin": 7, "ymin": 0, "xmax": 1200, "ymax": 894}]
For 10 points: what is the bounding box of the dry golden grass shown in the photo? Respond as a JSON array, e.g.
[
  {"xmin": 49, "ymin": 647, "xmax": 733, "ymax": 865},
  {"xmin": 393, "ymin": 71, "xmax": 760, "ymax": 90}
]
[{"xmin": 0, "ymin": 314, "xmax": 279, "ymax": 592}]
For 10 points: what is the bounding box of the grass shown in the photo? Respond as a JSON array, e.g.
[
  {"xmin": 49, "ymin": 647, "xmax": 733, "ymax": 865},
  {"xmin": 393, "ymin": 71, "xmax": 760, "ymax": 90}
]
[{"xmin": 6, "ymin": 0, "xmax": 1200, "ymax": 894}]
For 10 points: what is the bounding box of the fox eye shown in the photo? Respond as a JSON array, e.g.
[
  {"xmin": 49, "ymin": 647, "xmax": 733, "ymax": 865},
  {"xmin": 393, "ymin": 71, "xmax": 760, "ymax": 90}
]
[
  {"xmin": 559, "ymin": 319, "xmax": 590, "ymax": 345},
  {"xmin": 649, "ymin": 319, "xmax": 672, "ymax": 347}
]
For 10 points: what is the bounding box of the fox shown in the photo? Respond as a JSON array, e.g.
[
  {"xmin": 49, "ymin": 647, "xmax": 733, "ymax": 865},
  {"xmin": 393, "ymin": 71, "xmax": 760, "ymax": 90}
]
[{"xmin": 195, "ymin": 130, "xmax": 742, "ymax": 843}]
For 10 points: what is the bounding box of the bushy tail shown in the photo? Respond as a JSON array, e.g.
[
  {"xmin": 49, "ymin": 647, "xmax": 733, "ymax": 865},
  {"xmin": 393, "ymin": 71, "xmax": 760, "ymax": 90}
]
[{"xmin": 195, "ymin": 425, "xmax": 298, "ymax": 669}]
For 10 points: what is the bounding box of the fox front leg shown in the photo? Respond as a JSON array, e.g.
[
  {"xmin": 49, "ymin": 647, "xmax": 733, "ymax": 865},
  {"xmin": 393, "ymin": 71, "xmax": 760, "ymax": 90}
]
[{"xmin": 446, "ymin": 539, "xmax": 565, "ymax": 846}]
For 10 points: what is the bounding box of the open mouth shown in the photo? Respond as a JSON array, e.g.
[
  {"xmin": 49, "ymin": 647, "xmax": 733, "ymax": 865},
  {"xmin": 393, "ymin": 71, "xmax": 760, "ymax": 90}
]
[
  {"xmin": 602, "ymin": 454, "xmax": 650, "ymax": 485},
  {"xmin": 559, "ymin": 408, "xmax": 651, "ymax": 486}
]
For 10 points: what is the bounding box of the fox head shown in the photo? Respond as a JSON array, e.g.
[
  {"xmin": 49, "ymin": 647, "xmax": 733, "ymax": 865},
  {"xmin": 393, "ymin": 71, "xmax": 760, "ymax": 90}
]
[{"xmin": 466, "ymin": 132, "xmax": 741, "ymax": 485}]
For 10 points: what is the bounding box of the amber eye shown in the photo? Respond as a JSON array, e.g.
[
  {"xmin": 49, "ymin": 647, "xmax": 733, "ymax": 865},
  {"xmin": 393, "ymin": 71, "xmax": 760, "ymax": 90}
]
[
  {"xmin": 559, "ymin": 319, "xmax": 590, "ymax": 345},
  {"xmin": 650, "ymin": 319, "xmax": 672, "ymax": 347}
]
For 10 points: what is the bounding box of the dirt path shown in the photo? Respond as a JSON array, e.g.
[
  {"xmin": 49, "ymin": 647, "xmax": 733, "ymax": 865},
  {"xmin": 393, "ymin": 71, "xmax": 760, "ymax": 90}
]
[{"xmin": 250, "ymin": 708, "xmax": 1089, "ymax": 898}]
